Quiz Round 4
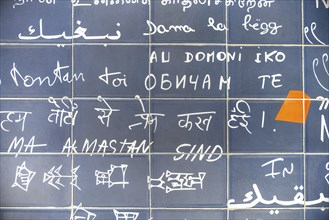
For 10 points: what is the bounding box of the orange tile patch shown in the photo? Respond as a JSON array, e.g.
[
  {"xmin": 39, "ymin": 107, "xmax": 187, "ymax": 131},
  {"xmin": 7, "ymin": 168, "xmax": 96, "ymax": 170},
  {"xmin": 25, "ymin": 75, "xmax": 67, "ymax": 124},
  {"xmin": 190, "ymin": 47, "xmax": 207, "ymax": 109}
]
[{"xmin": 275, "ymin": 90, "xmax": 311, "ymax": 124}]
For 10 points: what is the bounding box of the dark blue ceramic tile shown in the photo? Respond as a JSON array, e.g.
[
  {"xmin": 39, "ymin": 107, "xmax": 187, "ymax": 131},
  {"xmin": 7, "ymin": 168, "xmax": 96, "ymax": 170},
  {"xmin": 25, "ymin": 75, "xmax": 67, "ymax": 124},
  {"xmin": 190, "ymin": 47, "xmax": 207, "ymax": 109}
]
[
  {"xmin": 229, "ymin": 46, "xmax": 302, "ymax": 98},
  {"xmin": 0, "ymin": 46, "xmax": 72, "ymax": 98},
  {"xmin": 305, "ymin": 99, "xmax": 329, "ymax": 153},
  {"xmin": 73, "ymin": 155, "xmax": 149, "ymax": 207},
  {"xmin": 304, "ymin": 0, "xmax": 329, "ymax": 45},
  {"xmin": 305, "ymin": 47, "xmax": 329, "ymax": 98},
  {"xmin": 228, "ymin": 0, "xmax": 302, "ymax": 44},
  {"xmin": 151, "ymin": 154, "xmax": 227, "ymax": 208},
  {"xmin": 151, "ymin": 0, "xmax": 226, "ymax": 43},
  {"xmin": 306, "ymin": 208, "xmax": 329, "ymax": 220},
  {"xmin": 229, "ymin": 100, "xmax": 303, "ymax": 153},
  {"xmin": 0, "ymin": 155, "xmax": 71, "ymax": 207},
  {"xmin": 229, "ymin": 155, "xmax": 304, "ymax": 209},
  {"xmin": 0, "ymin": 209, "xmax": 71, "ymax": 220},
  {"xmin": 230, "ymin": 209, "xmax": 304, "ymax": 220},
  {"xmin": 0, "ymin": 0, "xmax": 72, "ymax": 43},
  {"xmin": 74, "ymin": 45, "xmax": 149, "ymax": 98},
  {"xmin": 306, "ymin": 155, "xmax": 329, "ymax": 207},
  {"xmin": 152, "ymin": 209, "xmax": 226, "ymax": 220},
  {"xmin": 150, "ymin": 46, "xmax": 227, "ymax": 98},
  {"xmin": 0, "ymin": 100, "xmax": 70, "ymax": 153},
  {"xmin": 84, "ymin": 209, "xmax": 149, "ymax": 220},
  {"xmin": 73, "ymin": 0, "xmax": 148, "ymax": 43},
  {"xmin": 73, "ymin": 99, "xmax": 149, "ymax": 155},
  {"xmin": 150, "ymin": 100, "xmax": 226, "ymax": 153}
]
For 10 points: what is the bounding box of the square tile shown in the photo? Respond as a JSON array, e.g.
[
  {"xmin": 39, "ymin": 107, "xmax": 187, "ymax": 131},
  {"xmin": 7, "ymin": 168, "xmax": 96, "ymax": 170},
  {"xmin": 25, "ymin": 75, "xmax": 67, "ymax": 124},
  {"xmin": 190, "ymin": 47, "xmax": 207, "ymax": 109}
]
[
  {"xmin": 73, "ymin": 155, "xmax": 149, "ymax": 207},
  {"xmin": 74, "ymin": 45, "xmax": 149, "ymax": 98},
  {"xmin": 150, "ymin": 100, "xmax": 226, "ymax": 153},
  {"xmin": 305, "ymin": 47, "xmax": 329, "ymax": 98},
  {"xmin": 151, "ymin": 1, "xmax": 226, "ymax": 43},
  {"xmin": 83, "ymin": 209, "xmax": 149, "ymax": 220},
  {"xmin": 304, "ymin": 0, "xmax": 329, "ymax": 45},
  {"xmin": 229, "ymin": 100, "xmax": 303, "ymax": 153},
  {"xmin": 74, "ymin": 0, "xmax": 149, "ymax": 43},
  {"xmin": 229, "ymin": 209, "xmax": 304, "ymax": 220},
  {"xmin": 151, "ymin": 154, "xmax": 227, "ymax": 208},
  {"xmin": 229, "ymin": 155, "xmax": 304, "ymax": 208},
  {"xmin": 229, "ymin": 46, "xmax": 302, "ymax": 98},
  {"xmin": 306, "ymin": 208, "xmax": 329, "ymax": 220},
  {"xmin": 73, "ymin": 99, "xmax": 149, "ymax": 155},
  {"xmin": 305, "ymin": 99, "xmax": 329, "ymax": 152},
  {"xmin": 0, "ymin": 100, "xmax": 70, "ymax": 153},
  {"xmin": 152, "ymin": 209, "xmax": 226, "ymax": 220},
  {"xmin": 0, "ymin": 209, "xmax": 71, "ymax": 220},
  {"xmin": 0, "ymin": 46, "xmax": 72, "ymax": 98},
  {"xmin": 0, "ymin": 0, "xmax": 72, "ymax": 43},
  {"xmin": 150, "ymin": 45, "xmax": 227, "ymax": 98},
  {"xmin": 306, "ymin": 155, "xmax": 329, "ymax": 207},
  {"xmin": 228, "ymin": 0, "xmax": 302, "ymax": 44},
  {"xmin": 0, "ymin": 155, "xmax": 72, "ymax": 207}
]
